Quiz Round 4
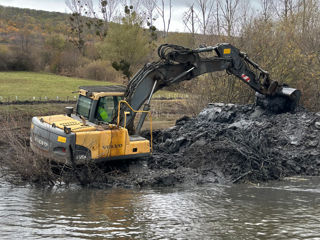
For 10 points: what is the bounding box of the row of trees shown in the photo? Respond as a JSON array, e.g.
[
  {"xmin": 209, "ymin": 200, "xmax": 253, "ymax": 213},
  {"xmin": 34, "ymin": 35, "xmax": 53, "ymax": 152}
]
[{"xmin": 0, "ymin": 1, "xmax": 319, "ymax": 111}]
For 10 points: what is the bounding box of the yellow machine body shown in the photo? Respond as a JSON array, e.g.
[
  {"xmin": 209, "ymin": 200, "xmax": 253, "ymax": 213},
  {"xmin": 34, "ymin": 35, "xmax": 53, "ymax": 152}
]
[{"xmin": 30, "ymin": 85, "xmax": 152, "ymax": 165}]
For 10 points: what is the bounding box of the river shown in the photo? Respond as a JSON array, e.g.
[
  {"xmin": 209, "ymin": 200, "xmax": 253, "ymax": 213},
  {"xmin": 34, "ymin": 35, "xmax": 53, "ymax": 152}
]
[{"xmin": 0, "ymin": 176, "xmax": 319, "ymax": 239}]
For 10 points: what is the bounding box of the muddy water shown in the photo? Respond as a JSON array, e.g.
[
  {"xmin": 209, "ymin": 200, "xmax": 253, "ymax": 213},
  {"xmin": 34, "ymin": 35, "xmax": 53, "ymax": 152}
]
[{"xmin": 0, "ymin": 177, "xmax": 319, "ymax": 239}]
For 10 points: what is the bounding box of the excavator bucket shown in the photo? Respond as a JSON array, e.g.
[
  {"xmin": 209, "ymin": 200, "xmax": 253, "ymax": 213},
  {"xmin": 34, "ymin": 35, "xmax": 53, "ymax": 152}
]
[{"xmin": 255, "ymin": 86, "xmax": 301, "ymax": 113}]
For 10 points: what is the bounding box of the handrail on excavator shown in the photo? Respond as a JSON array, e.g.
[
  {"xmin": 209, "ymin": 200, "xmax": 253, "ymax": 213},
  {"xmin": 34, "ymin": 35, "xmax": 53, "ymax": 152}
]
[{"xmin": 117, "ymin": 100, "xmax": 153, "ymax": 151}]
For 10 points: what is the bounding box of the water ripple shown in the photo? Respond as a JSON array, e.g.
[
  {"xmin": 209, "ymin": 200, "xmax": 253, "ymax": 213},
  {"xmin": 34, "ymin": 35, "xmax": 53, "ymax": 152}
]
[{"xmin": 0, "ymin": 177, "xmax": 320, "ymax": 239}]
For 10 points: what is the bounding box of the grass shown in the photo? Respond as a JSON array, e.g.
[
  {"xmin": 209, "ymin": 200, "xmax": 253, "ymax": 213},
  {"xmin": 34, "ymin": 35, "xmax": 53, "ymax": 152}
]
[
  {"xmin": 0, "ymin": 103, "xmax": 75, "ymax": 115},
  {"xmin": 0, "ymin": 71, "xmax": 187, "ymax": 101},
  {"xmin": 0, "ymin": 71, "xmax": 114, "ymax": 101},
  {"xmin": 153, "ymin": 90, "xmax": 187, "ymax": 99}
]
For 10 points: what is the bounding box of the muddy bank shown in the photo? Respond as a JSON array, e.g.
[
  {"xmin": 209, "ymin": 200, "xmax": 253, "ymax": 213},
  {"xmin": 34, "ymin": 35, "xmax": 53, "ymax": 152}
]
[
  {"xmin": 1, "ymin": 103, "xmax": 320, "ymax": 187},
  {"xmin": 139, "ymin": 103, "xmax": 320, "ymax": 185},
  {"xmin": 86, "ymin": 103, "xmax": 320, "ymax": 187}
]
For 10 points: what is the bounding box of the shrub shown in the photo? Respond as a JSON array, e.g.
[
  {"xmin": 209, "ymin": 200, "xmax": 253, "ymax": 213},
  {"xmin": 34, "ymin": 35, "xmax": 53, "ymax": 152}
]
[
  {"xmin": 10, "ymin": 51, "xmax": 35, "ymax": 71},
  {"xmin": 76, "ymin": 60, "xmax": 121, "ymax": 82},
  {"xmin": 0, "ymin": 45, "xmax": 40, "ymax": 71},
  {"xmin": 0, "ymin": 45, "xmax": 11, "ymax": 70},
  {"xmin": 48, "ymin": 49, "xmax": 88, "ymax": 76}
]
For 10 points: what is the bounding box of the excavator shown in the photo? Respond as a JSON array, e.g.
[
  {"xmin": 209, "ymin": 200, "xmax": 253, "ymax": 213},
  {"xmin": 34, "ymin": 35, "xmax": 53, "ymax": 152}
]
[{"xmin": 30, "ymin": 43, "xmax": 301, "ymax": 165}]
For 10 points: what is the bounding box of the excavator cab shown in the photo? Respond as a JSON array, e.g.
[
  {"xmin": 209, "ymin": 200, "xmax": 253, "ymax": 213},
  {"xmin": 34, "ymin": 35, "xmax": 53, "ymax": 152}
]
[{"xmin": 76, "ymin": 85, "xmax": 126, "ymax": 123}]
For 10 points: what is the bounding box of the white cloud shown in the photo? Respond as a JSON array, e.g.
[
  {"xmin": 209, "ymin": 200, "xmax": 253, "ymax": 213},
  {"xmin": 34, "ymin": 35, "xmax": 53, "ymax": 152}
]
[{"xmin": 0, "ymin": 0, "xmax": 68, "ymax": 13}]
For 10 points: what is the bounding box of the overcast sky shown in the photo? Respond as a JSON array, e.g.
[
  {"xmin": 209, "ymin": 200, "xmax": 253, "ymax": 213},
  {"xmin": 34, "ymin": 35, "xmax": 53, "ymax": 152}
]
[{"xmin": 0, "ymin": 0, "xmax": 261, "ymax": 32}]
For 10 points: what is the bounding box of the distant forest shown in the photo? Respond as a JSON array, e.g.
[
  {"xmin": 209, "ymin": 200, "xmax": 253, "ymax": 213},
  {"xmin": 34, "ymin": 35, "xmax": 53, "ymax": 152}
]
[{"xmin": 0, "ymin": 0, "xmax": 319, "ymax": 111}]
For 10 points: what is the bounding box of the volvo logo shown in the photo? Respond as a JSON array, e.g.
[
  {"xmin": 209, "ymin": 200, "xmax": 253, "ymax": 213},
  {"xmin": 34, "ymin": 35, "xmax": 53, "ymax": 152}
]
[{"xmin": 34, "ymin": 136, "xmax": 49, "ymax": 148}]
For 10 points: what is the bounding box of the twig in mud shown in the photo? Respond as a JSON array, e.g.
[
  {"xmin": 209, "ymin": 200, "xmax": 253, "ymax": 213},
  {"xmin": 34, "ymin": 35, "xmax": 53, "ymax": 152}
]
[
  {"xmin": 0, "ymin": 115, "xmax": 58, "ymax": 184},
  {"xmin": 232, "ymin": 170, "xmax": 253, "ymax": 183},
  {"xmin": 215, "ymin": 128, "xmax": 280, "ymax": 182}
]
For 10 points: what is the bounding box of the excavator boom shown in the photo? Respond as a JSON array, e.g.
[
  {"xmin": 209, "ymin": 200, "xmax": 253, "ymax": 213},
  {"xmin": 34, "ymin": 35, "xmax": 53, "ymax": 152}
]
[{"xmin": 116, "ymin": 43, "xmax": 301, "ymax": 133}]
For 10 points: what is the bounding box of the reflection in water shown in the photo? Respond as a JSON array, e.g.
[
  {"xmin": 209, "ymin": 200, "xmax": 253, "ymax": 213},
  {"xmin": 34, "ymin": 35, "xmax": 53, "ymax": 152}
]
[
  {"xmin": 0, "ymin": 177, "xmax": 320, "ymax": 239},
  {"xmin": 28, "ymin": 188, "xmax": 142, "ymax": 239}
]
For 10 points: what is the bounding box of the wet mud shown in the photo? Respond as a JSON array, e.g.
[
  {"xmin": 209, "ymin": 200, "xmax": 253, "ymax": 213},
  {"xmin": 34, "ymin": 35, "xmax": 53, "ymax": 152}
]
[
  {"xmin": 1, "ymin": 103, "xmax": 320, "ymax": 187},
  {"xmin": 139, "ymin": 103, "xmax": 320, "ymax": 186},
  {"xmin": 86, "ymin": 103, "xmax": 320, "ymax": 187}
]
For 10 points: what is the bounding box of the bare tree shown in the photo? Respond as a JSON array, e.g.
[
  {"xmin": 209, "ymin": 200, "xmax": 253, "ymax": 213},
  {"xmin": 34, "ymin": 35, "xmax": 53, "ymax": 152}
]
[
  {"xmin": 65, "ymin": 0, "xmax": 86, "ymax": 14},
  {"xmin": 238, "ymin": 0, "xmax": 254, "ymax": 30},
  {"xmin": 183, "ymin": 4, "xmax": 197, "ymax": 38},
  {"xmin": 215, "ymin": 0, "xmax": 221, "ymax": 35},
  {"xmin": 274, "ymin": 0, "xmax": 299, "ymax": 20},
  {"xmin": 85, "ymin": 0, "xmax": 119, "ymax": 39},
  {"xmin": 142, "ymin": 0, "xmax": 157, "ymax": 27},
  {"xmin": 120, "ymin": 0, "xmax": 143, "ymax": 12},
  {"xmin": 154, "ymin": 0, "xmax": 172, "ymax": 37},
  {"xmin": 218, "ymin": 0, "xmax": 240, "ymax": 37},
  {"xmin": 301, "ymin": 0, "xmax": 306, "ymax": 32},
  {"xmin": 260, "ymin": 0, "xmax": 274, "ymax": 22},
  {"xmin": 283, "ymin": 0, "xmax": 293, "ymax": 19},
  {"xmin": 102, "ymin": 0, "xmax": 119, "ymax": 22},
  {"xmin": 296, "ymin": 0, "xmax": 320, "ymax": 44},
  {"xmin": 195, "ymin": 0, "xmax": 215, "ymax": 35},
  {"xmin": 206, "ymin": 0, "xmax": 222, "ymax": 36},
  {"xmin": 297, "ymin": 0, "xmax": 317, "ymax": 34},
  {"xmin": 65, "ymin": 0, "xmax": 88, "ymax": 53}
]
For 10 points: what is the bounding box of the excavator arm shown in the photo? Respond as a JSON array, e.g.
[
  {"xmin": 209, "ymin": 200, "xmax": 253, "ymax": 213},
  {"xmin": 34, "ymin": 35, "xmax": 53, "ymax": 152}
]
[{"xmin": 114, "ymin": 43, "xmax": 301, "ymax": 133}]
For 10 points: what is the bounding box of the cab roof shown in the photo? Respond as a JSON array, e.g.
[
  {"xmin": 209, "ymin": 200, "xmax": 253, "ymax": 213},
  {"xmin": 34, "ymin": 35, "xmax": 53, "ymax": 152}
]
[
  {"xmin": 79, "ymin": 85, "xmax": 127, "ymax": 100},
  {"xmin": 79, "ymin": 85, "xmax": 126, "ymax": 93}
]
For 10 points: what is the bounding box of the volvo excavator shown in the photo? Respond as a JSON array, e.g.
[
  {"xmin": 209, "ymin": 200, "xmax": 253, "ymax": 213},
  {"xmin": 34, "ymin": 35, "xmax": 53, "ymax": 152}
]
[{"xmin": 30, "ymin": 43, "xmax": 301, "ymax": 165}]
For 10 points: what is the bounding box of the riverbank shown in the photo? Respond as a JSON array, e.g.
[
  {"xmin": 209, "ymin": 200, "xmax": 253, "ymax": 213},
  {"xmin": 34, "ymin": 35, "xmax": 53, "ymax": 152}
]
[
  {"xmin": 144, "ymin": 103, "xmax": 320, "ymax": 185},
  {"xmin": 83, "ymin": 103, "xmax": 320, "ymax": 187}
]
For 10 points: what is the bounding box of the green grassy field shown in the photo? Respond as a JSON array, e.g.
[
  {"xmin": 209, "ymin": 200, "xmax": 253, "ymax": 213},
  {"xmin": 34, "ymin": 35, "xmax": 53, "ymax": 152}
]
[
  {"xmin": 0, "ymin": 103, "xmax": 75, "ymax": 115},
  {"xmin": 0, "ymin": 71, "xmax": 186, "ymax": 101},
  {"xmin": 0, "ymin": 72, "xmax": 114, "ymax": 101}
]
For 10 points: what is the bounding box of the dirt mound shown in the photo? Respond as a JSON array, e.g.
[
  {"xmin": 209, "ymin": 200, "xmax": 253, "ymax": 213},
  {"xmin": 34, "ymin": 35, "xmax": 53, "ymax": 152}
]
[{"xmin": 138, "ymin": 103, "xmax": 320, "ymax": 185}]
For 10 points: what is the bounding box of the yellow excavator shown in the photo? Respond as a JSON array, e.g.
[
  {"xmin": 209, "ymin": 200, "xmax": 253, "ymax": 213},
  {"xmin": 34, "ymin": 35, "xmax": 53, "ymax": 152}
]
[{"xmin": 30, "ymin": 44, "xmax": 301, "ymax": 165}]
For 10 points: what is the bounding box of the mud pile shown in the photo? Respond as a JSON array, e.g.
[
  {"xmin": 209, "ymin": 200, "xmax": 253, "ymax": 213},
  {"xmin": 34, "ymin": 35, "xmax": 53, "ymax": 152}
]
[{"xmin": 132, "ymin": 103, "xmax": 320, "ymax": 186}]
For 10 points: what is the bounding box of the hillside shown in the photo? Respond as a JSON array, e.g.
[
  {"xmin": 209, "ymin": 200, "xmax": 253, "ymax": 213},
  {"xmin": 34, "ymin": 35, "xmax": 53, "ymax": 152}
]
[
  {"xmin": 0, "ymin": 5, "xmax": 68, "ymax": 22},
  {"xmin": 0, "ymin": 5, "xmax": 69, "ymax": 42}
]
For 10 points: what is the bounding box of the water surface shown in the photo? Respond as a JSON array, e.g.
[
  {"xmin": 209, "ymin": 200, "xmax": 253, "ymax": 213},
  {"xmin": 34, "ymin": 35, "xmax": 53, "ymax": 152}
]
[{"xmin": 0, "ymin": 176, "xmax": 319, "ymax": 239}]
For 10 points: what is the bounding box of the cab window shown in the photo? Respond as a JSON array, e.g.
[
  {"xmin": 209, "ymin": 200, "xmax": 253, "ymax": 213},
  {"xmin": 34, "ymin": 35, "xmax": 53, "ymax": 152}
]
[
  {"xmin": 76, "ymin": 95, "xmax": 93, "ymax": 118},
  {"xmin": 95, "ymin": 96, "xmax": 122, "ymax": 123}
]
